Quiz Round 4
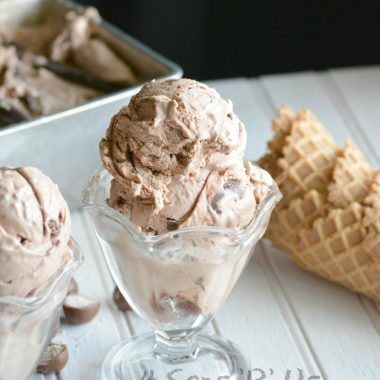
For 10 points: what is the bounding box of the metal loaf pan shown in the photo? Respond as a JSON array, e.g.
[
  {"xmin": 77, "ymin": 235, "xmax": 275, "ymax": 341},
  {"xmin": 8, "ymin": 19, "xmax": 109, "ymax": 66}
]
[{"xmin": 0, "ymin": 0, "xmax": 182, "ymax": 208}]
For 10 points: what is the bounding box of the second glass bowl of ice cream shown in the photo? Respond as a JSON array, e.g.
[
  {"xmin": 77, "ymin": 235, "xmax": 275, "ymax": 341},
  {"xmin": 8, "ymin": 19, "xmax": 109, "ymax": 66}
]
[
  {"xmin": 0, "ymin": 238, "xmax": 83, "ymax": 380},
  {"xmin": 0, "ymin": 166, "xmax": 82, "ymax": 380}
]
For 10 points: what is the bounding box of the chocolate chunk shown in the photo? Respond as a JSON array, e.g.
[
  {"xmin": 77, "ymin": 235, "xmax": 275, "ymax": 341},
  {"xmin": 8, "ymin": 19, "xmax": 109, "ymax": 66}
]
[
  {"xmin": 63, "ymin": 295, "xmax": 100, "ymax": 325},
  {"xmin": 175, "ymin": 294, "xmax": 202, "ymax": 315},
  {"xmin": 67, "ymin": 278, "xmax": 79, "ymax": 295},
  {"xmin": 0, "ymin": 102, "xmax": 28, "ymax": 127},
  {"xmin": 16, "ymin": 234, "xmax": 27, "ymax": 245},
  {"xmin": 210, "ymin": 192, "xmax": 224, "ymax": 215},
  {"xmin": 113, "ymin": 286, "xmax": 131, "ymax": 311},
  {"xmin": 223, "ymin": 178, "xmax": 244, "ymax": 197},
  {"xmin": 116, "ymin": 196, "xmax": 126, "ymax": 207},
  {"xmin": 36, "ymin": 343, "xmax": 68, "ymax": 375},
  {"xmin": 22, "ymin": 93, "xmax": 41, "ymax": 115},
  {"xmin": 48, "ymin": 219, "xmax": 60, "ymax": 237},
  {"xmin": 150, "ymin": 291, "xmax": 202, "ymax": 316},
  {"xmin": 166, "ymin": 218, "xmax": 179, "ymax": 231}
]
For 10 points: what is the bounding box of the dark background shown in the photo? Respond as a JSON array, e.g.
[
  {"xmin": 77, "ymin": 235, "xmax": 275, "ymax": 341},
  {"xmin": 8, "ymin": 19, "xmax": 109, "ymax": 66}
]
[{"xmin": 78, "ymin": 0, "xmax": 380, "ymax": 80}]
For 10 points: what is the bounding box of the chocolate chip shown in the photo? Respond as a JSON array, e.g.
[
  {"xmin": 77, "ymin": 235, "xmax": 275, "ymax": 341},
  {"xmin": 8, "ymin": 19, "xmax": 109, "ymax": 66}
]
[
  {"xmin": 224, "ymin": 178, "xmax": 245, "ymax": 198},
  {"xmin": 36, "ymin": 343, "xmax": 68, "ymax": 375},
  {"xmin": 113, "ymin": 286, "xmax": 131, "ymax": 311},
  {"xmin": 176, "ymin": 296, "xmax": 202, "ymax": 315},
  {"xmin": 166, "ymin": 218, "xmax": 179, "ymax": 231},
  {"xmin": 63, "ymin": 295, "xmax": 100, "ymax": 325},
  {"xmin": 0, "ymin": 98, "xmax": 28, "ymax": 126},
  {"xmin": 67, "ymin": 278, "xmax": 79, "ymax": 295},
  {"xmin": 210, "ymin": 192, "xmax": 224, "ymax": 215},
  {"xmin": 48, "ymin": 219, "xmax": 60, "ymax": 237},
  {"xmin": 150, "ymin": 291, "xmax": 202, "ymax": 316},
  {"xmin": 16, "ymin": 234, "xmax": 27, "ymax": 245},
  {"xmin": 117, "ymin": 196, "xmax": 126, "ymax": 207}
]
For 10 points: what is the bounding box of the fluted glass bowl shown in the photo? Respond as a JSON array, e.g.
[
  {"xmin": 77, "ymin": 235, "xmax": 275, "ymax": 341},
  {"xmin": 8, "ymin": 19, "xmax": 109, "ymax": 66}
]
[
  {"xmin": 0, "ymin": 238, "xmax": 83, "ymax": 380},
  {"xmin": 82, "ymin": 168, "xmax": 281, "ymax": 379}
]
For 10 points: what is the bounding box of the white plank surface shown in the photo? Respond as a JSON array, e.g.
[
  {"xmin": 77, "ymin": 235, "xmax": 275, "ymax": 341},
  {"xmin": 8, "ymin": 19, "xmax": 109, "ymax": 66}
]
[{"xmin": 29, "ymin": 67, "xmax": 380, "ymax": 380}]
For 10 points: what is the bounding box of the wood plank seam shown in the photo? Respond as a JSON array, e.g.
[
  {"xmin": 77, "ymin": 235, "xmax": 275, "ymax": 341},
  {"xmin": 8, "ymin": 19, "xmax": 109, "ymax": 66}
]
[
  {"xmin": 320, "ymin": 72, "xmax": 379, "ymax": 165},
  {"xmin": 245, "ymin": 78, "xmax": 329, "ymax": 378},
  {"xmin": 358, "ymin": 297, "xmax": 380, "ymax": 337},
  {"xmin": 259, "ymin": 243, "xmax": 327, "ymax": 380}
]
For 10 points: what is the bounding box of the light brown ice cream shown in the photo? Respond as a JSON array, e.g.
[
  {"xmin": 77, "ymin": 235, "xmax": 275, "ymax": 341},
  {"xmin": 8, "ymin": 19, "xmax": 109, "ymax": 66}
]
[
  {"xmin": 0, "ymin": 44, "xmax": 100, "ymax": 122},
  {"xmin": 0, "ymin": 167, "xmax": 71, "ymax": 297},
  {"xmin": 50, "ymin": 8, "xmax": 136, "ymax": 86},
  {"xmin": 0, "ymin": 6, "xmax": 137, "ymax": 127},
  {"xmin": 100, "ymin": 78, "xmax": 271, "ymax": 234}
]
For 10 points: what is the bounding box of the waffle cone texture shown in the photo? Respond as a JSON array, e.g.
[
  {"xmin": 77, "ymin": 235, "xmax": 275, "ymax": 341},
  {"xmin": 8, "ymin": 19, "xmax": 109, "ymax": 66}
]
[{"xmin": 259, "ymin": 105, "xmax": 380, "ymax": 301}]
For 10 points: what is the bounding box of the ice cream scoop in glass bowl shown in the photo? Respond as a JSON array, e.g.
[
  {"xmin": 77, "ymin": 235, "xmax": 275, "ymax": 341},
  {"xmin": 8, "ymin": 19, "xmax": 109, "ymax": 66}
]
[
  {"xmin": 83, "ymin": 167, "xmax": 281, "ymax": 379},
  {"xmin": 0, "ymin": 239, "xmax": 83, "ymax": 380},
  {"xmin": 83, "ymin": 78, "xmax": 281, "ymax": 378},
  {"xmin": 0, "ymin": 166, "xmax": 82, "ymax": 380}
]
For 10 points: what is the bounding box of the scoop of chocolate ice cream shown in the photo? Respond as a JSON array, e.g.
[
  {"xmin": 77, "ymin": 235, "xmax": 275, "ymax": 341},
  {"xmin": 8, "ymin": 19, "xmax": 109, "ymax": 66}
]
[
  {"xmin": 101, "ymin": 79, "xmax": 272, "ymax": 234},
  {"xmin": 0, "ymin": 167, "xmax": 71, "ymax": 297}
]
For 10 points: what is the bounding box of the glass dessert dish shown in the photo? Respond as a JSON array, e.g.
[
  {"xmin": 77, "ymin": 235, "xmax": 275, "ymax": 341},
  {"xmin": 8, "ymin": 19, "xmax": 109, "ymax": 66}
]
[
  {"xmin": 83, "ymin": 168, "xmax": 281, "ymax": 379},
  {"xmin": 0, "ymin": 238, "xmax": 83, "ymax": 380}
]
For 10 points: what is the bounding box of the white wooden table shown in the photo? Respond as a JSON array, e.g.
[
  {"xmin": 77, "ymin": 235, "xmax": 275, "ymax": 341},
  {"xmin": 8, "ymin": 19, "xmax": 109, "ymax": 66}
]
[{"xmin": 31, "ymin": 66, "xmax": 380, "ymax": 380}]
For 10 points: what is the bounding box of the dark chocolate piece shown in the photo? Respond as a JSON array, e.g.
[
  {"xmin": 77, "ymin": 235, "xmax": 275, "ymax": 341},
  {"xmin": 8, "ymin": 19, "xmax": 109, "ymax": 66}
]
[
  {"xmin": 210, "ymin": 192, "xmax": 224, "ymax": 214},
  {"xmin": 166, "ymin": 218, "xmax": 179, "ymax": 231},
  {"xmin": 0, "ymin": 102, "xmax": 28, "ymax": 127}
]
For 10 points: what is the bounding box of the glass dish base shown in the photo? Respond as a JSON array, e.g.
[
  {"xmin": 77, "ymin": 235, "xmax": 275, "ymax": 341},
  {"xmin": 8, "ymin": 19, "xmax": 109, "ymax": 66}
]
[{"xmin": 97, "ymin": 332, "xmax": 250, "ymax": 380}]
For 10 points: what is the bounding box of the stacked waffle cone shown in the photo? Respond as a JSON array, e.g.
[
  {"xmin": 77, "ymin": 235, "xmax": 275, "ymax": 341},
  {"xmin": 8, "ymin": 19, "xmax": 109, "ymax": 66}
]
[{"xmin": 259, "ymin": 105, "xmax": 380, "ymax": 301}]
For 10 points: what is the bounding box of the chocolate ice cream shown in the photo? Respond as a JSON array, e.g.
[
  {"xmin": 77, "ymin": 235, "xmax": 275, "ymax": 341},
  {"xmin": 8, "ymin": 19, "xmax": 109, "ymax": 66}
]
[
  {"xmin": 0, "ymin": 167, "xmax": 71, "ymax": 297},
  {"xmin": 51, "ymin": 8, "xmax": 137, "ymax": 86},
  {"xmin": 0, "ymin": 6, "xmax": 137, "ymax": 127},
  {"xmin": 100, "ymin": 78, "xmax": 272, "ymax": 234}
]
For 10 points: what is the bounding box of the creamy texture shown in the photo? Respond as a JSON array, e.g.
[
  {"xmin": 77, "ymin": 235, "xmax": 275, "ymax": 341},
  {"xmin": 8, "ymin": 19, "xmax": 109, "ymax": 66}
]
[
  {"xmin": 0, "ymin": 44, "xmax": 100, "ymax": 122},
  {"xmin": 50, "ymin": 8, "xmax": 136, "ymax": 86},
  {"xmin": 0, "ymin": 167, "xmax": 71, "ymax": 297},
  {"xmin": 101, "ymin": 79, "xmax": 271, "ymax": 234},
  {"xmin": 97, "ymin": 227, "xmax": 252, "ymax": 325},
  {"xmin": 0, "ymin": 6, "xmax": 136, "ymax": 126}
]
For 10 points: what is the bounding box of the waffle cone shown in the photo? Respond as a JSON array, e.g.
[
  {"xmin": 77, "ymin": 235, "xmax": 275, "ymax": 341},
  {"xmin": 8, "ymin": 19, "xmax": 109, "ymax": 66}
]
[
  {"xmin": 328, "ymin": 139, "xmax": 373, "ymax": 208},
  {"xmin": 258, "ymin": 105, "xmax": 295, "ymax": 178},
  {"xmin": 294, "ymin": 203, "xmax": 380, "ymax": 301},
  {"xmin": 259, "ymin": 105, "xmax": 339, "ymax": 204},
  {"xmin": 259, "ymin": 106, "xmax": 380, "ymax": 301},
  {"xmin": 363, "ymin": 171, "xmax": 380, "ymax": 261},
  {"xmin": 276, "ymin": 111, "xmax": 339, "ymax": 202},
  {"xmin": 267, "ymin": 190, "xmax": 328, "ymax": 253}
]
